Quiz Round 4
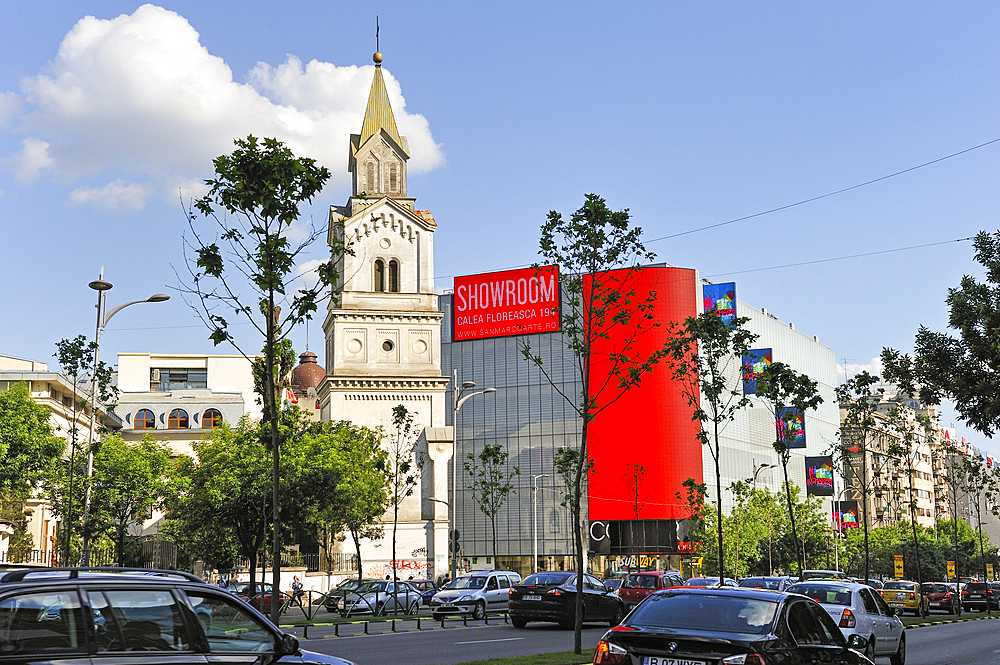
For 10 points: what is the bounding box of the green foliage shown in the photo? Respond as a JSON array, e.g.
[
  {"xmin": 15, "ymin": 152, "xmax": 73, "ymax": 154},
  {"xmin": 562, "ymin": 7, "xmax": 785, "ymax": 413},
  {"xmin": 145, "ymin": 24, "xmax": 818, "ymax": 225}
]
[
  {"xmin": 386, "ymin": 405, "xmax": 421, "ymax": 583},
  {"xmin": 465, "ymin": 443, "xmax": 521, "ymax": 562},
  {"xmin": 85, "ymin": 434, "xmax": 173, "ymax": 564},
  {"xmin": 755, "ymin": 361, "xmax": 823, "ymax": 579},
  {"xmin": 882, "ymin": 231, "xmax": 1000, "ymax": 436},
  {"xmin": 0, "ymin": 382, "xmax": 65, "ymax": 494},
  {"xmin": 0, "ymin": 489, "xmax": 35, "ymax": 561},
  {"xmin": 252, "ymin": 338, "xmax": 297, "ymax": 426},
  {"xmin": 521, "ymin": 193, "xmax": 666, "ymax": 653},
  {"xmin": 54, "ymin": 335, "xmax": 117, "ymax": 413},
  {"xmin": 666, "ymin": 311, "xmax": 758, "ymax": 578}
]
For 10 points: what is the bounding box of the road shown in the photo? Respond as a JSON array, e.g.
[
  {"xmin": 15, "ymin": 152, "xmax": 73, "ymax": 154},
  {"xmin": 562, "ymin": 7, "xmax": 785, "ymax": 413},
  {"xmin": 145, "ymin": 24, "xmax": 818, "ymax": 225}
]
[
  {"xmin": 285, "ymin": 616, "xmax": 610, "ymax": 665},
  {"xmin": 286, "ymin": 614, "xmax": 1000, "ymax": 665}
]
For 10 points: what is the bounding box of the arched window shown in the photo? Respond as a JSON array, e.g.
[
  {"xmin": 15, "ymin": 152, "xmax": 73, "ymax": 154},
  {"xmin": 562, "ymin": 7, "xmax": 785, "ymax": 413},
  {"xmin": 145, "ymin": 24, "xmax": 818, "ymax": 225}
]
[
  {"xmin": 388, "ymin": 163, "xmax": 398, "ymax": 192},
  {"xmin": 388, "ymin": 260, "xmax": 400, "ymax": 292},
  {"xmin": 202, "ymin": 408, "xmax": 223, "ymax": 429},
  {"xmin": 168, "ymin": 409, "xmax": 189, "ymax": 429},
  {"xmin": 366, "ymin": 161, "xmax": 377, "ymax": 192},
  {"xmin": 374, "ymin": 259, "xmax": 385, "ymax": 292},
  {"xmin": 134, "ymin": 409, "xmax": 155, "ymax": 430}
]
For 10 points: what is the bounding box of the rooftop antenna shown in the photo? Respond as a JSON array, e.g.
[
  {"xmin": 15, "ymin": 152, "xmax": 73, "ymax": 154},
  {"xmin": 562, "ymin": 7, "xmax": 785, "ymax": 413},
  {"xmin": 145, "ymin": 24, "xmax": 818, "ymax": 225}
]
[{"xmin": 376, "ymin": 16, "xmax": 380, "ymax": 55}]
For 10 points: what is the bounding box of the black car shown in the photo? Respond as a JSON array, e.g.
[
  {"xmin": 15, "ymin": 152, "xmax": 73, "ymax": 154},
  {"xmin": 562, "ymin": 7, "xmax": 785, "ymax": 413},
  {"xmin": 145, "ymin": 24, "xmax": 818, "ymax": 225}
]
[
  {"xmin": 509, "ymin": 571, "xmax": 625, "ymax": 629},
  {"xmin": 0, "ymin": 567, "xmax": 354, "ymax": 664},
  {"xmin": 963, "ymin": 581, "xmax": 999, "ymax": 611},
  {"xmin": 594, "ymin": 587, "xmax": 872, "ymax": 665}
]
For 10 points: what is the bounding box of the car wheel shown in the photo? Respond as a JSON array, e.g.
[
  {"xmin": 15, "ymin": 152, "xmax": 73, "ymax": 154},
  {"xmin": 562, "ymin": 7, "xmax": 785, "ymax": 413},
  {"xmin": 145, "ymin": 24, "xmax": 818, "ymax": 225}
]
[
  {"xmin": 472, "ymin": 601, "xmax": 486, "ymax": 620},
  {"xmin": 374, "ymin": 602, "xmax": 386, "ymax": 617},
  {"xmin": 407, "ymin": 602, "xmax": 419, "ymax": 615},
  {"xmin": 864, "ymin": 635, "xmax": 876, "ymax": 662},
  {"xmin": 610, "ymin": 604, "xmax": 624, "ymax": 626},
  {"xmin": 890, "ymin": 632, "xmax": 905, "ymax": 665},
  {"xmin": 511, "ymin": 616, "xmax": 527, "ymax": 629}
]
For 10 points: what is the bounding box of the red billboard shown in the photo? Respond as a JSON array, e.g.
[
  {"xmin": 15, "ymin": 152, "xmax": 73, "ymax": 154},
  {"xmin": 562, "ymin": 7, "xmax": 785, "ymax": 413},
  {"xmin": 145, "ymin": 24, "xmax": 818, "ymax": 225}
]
[
  {"xmin": 453, "ymin": 266, "xmax": 560, "ymax": 341},
  {"xmin": 586, "ymin": 266, "xmax": 702, "ymax": 521}
]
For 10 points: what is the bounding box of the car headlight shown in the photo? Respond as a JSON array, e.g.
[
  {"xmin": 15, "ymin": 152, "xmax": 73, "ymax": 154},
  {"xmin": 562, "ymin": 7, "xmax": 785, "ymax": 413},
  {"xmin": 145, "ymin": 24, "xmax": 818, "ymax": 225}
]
[{"xmin": 458, "ymin": 595, "xmax": 474, "ymax": 602}]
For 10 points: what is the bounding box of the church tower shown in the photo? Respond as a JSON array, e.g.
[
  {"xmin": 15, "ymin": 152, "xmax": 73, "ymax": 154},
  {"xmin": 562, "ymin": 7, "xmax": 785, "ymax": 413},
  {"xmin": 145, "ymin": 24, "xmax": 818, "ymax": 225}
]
[{"xmin": 319, "ymin": 52, "xmax": 452, "ymax": 581}]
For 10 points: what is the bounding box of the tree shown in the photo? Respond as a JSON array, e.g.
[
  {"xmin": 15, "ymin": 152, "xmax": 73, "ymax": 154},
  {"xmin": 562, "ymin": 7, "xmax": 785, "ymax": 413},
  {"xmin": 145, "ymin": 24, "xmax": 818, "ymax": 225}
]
[
  {"xmin": 834, "ymin": 371, "xmax": 882, "ymax": 584},
  {"xmin": 622, "ymin": 462, "xmax": 648, "ymax": 522},
  {"xmin": 0, "ymin": 382, "xmax": 64, "ymax": 494},
  {"xmin": 666, "ymin": 310, "xmax": 758, "ymax": 580},
  {"xmin": 755, "ymin": 361, "xmax": 823, "ymax": 580},
  {"xmin": 86, "ymin": 435, "xmax": 172, "ymax": 564},
  {"xmin": 465, "ymin": 443, "xmax": 521, "ymax": 564},
  {"xmin": 385, "ymin": 405, "xmax": 420, "ymax": 596},
  {"xmin": 882, "ymin": 231, "xmax": 1000, "ymax": 436},
  {"xmin": 520, "ymin": 194, "xmax": 666, "ymax": 655},
  {"xmin": 183, "ymin": 135, "xmax": 345, "ymax": 624},
  {"xmin": 309, "ymin": 421, "xmax": 388, "ymax": 583}
]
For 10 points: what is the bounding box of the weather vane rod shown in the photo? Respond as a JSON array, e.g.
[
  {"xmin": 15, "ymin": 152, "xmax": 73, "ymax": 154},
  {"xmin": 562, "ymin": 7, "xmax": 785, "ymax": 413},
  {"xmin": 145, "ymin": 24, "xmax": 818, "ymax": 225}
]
[{"xmin": 376, "ymin": 16, "xmax": 380, "ymax": 53}]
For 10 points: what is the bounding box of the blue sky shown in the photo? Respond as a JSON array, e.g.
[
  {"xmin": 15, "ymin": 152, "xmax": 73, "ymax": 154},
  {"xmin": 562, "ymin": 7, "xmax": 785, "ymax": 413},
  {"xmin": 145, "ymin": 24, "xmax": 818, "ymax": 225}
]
[{"xmin": 1, "ymin": 2, "xmax": 997, "ymax": 452}]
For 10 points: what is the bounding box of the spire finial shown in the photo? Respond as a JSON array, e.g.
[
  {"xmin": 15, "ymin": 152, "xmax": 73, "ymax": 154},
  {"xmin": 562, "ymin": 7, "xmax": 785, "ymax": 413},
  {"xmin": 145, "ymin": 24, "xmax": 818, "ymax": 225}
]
[{"xmin": 374, "ymin": 16, "xmax": 382, "ymax": 66}]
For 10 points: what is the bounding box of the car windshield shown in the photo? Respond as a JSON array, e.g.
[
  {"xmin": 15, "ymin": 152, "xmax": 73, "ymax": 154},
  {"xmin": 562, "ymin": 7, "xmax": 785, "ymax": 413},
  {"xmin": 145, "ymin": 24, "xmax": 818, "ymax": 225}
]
[
  {"xmin": 883, "ymin": 582, "xmax": 914, "ymax": 590},
  {"xmin": 739, "ymin": 578, "xmax": 781, "ymax": 590},
  {"xmin": 628, "ymin": 592, "xmax": 778, "ymax": 635},
  {"xmin": 448, "ymin": 576, "xmax": 487, "ymax": 589},
  {"xmin": 522, "ymin": 573, "xmax": 573, "ymax": 586},
  {"xmin": 358, "ymin": 581, "xmax": 389, "ymax": 593},
  {"xmin": 623, "ymin": 575, "xmax": 657, "ymax": 589},
  {"xmin": 788, "ymin": 583, "xmax": 853, "ymax": 606}
]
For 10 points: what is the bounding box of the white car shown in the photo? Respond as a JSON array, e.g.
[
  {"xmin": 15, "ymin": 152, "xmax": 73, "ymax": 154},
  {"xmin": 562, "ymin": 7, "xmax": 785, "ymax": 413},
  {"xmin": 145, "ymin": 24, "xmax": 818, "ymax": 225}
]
[{"xmin": 788, "ymin": 580, "xmax": 905, "ymax": 664}]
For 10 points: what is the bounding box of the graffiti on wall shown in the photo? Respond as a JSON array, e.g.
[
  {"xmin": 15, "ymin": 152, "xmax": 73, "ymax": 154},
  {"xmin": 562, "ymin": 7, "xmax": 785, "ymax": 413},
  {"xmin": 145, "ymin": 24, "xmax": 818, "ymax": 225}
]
[{"xmin": 366, "ymin": 560, "xmax": 433, "ymax": 579}]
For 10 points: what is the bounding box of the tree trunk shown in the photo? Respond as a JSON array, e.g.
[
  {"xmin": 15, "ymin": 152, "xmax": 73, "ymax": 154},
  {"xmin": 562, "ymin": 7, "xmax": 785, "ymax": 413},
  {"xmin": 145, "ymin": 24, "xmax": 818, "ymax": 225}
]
[
  {"xmin": 572, "ymin": 417, "xmax": 588, "ymax": 655},
  {"xmin": 714, "ymin": 418, "xmax": 724, "ymax": 581},
  {"xmin": 491, "ymin": 516, "xmax": 498, "ymax": 566},
  {"xmin": 353, "ymin": 529, "xmax": 363, "ymax": 583},
  {"xmin": 861, "ymin": 433, "xmax": 870, "ymax": 583},
  {"xmin": 267, "ymin": 298, "xmax": 282, "ymax": 627},
  {"xmin": 781, "ymin": 453, "xmax": 804, "ymax": 580}
]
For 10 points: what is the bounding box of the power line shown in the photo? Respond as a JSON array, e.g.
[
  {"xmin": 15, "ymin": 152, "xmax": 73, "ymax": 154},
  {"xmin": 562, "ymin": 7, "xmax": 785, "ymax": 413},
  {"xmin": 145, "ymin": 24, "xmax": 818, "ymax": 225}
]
[
  {"xmin": 642, "ymin": 137, "xmax": 1000, "ymax": 244},
  {"xmin": 704, "ymin": 236, "xmax": 975, "ymax": 278}
]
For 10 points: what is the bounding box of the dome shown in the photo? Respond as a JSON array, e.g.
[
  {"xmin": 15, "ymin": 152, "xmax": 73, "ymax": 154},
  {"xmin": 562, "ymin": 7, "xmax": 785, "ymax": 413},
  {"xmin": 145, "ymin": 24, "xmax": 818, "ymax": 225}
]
[{"xmin": 290, "ymin": 351, "xmax": 325, "ymax": 393}]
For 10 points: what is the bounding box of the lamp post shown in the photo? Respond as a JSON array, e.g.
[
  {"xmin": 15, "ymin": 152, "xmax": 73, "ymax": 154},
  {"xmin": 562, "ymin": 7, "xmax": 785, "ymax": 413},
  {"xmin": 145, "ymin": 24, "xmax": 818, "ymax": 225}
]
[
  {"xmin": 450, "ymin": 372, "xmax": 495, "ymax": 580},
  {"xmin": 749, "ymin": 460, "xmax": 776, "ymax": 491},
  {"xmin": 745, "ymin": 459, "xmax": 775, "ymax": 574},
  {"xmin": 80, "ymin": 269, "xmax": 169, "ymax": 565},
  {"xmin": 532, "ymin": 474, "xmax": 549, "ymax": 573}
]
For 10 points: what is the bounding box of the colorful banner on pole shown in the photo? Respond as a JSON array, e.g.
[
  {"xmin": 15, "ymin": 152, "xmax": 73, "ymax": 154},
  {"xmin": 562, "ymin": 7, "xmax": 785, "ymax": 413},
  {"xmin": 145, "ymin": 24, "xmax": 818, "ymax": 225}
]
[
  {"xmin": 988, "ymin": 563, "xmax": 995, "ymax": 581},
  {"xmin": 894, "ymin": 555, "xmax": 904, "ymax": 579},
  {"xmin": 834, "ymin": 501, "xmax": 859, "ymax": 531},
  {"xmin": 947, "ymin": 560, "xmax": 956, "ymax": 580},
  {"xmin": 742, "ymin": 348, "xmax": 772, "ymax": 395},
  {"xmin": 777, "ymin": 407, "xmax": 806, "ymax": 449},
  {"xmin": 805, "ymin": 456, "xmax": 834, "ymax": 496},
  {"xmin": 703, "ymin": 282, "xmax": 736, "ymax": 325}
]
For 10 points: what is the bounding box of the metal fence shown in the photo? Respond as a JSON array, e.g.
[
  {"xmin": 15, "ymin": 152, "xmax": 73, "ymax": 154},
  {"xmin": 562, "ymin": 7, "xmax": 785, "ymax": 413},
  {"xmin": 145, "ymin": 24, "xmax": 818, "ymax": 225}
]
[{"xmin": 0, "ymin": 540, "xmax": 177, "ymax": 569}]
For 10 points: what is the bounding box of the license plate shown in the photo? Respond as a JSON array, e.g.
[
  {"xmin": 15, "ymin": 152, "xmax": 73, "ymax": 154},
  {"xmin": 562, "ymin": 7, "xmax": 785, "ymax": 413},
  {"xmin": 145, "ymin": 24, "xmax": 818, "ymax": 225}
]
[
  {"xmin": 642, "ymin": 658, "xmax": 705, "ymax": 665},
  {"xmin": 524, "ymin": 595, "xmax": 542, "ymax": 601},
  {"xmin": 931, "ymin": 602, "xmax": 940, "ymax": 606}
]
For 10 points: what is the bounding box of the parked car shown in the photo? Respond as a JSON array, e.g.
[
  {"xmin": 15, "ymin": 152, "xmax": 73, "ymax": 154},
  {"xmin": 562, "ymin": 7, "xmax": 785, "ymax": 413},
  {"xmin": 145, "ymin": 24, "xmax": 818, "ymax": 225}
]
[
  {"xmin": 593, "ymin": 587, "xmax": 872, "ymax": 665},
  {"xmin": 682, "ymin": 576, "xmax": 738, "ymax": 587},
  {"xmin": 408, "ymin": 579, "xmax": 439, "ymax": 606},
  {"xmin": 509, "ymin": 571, "xmax": 625, "ymax": 629},
  {"xmin": 430, "ymin": 570, "xmax": 522, "ymax": 619},
  {"xmin": 323, "ymin": 578, "xmax": 379, "ymax": 612},
  {"xmin": 882, "ymin": 579, "xmax": 928, "ymax": 616},
  {"xmin": 962, "ymin": 581, "xmax": 999, "ymax": 611},
  {"xmin": 603, "ymin": 578, "xmax": 624, "ymax": 593},
  {"xmin": 738, "ymin": 576, "xmax": 797, "ymax": 591},
  {"xmin": 787, "ymin": 580, "xmax": 905, "ymax": 664},
  {"xmin": 616, "ymin": 571, "xmax": 684, "ymax": 609},
  {"xmin": 334, "ymin": 580, "xmax": 422, "ymax": 616},
  {"xmin": 0, "ymin": 566, "xmax": 355, "ymax": 664},
  {"xmin": 802, "ymin": 569, "xmax": 848, "ymax": 581},
  {"xmin": 922, "ymin": 581, "xmax": 962, "ymax": 615},
  {"xmin": 226, "ymin": 581, "xmax": 287, "ymax": 613}
]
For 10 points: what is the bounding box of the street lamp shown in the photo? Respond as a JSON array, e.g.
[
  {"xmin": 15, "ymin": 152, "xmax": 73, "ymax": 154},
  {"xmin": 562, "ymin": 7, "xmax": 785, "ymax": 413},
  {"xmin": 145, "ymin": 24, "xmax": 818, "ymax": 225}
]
[
  {"xmin": 532, "ymin": 474, "xmax": 549, "ymax": 573},
  {"xmin": 745, "ymin": 459, "xmax": 776, "ymax": 575},
  {"xmin": 747, "ymin": 460, "xmax": 776, "ymax": 491},
  {"xmin": 80, "ymin": 269, "xmax": 169, "ymax": 565},
  {"xmin": 450, "ymin": 373, "xmax": 495, "ymax": 580}
]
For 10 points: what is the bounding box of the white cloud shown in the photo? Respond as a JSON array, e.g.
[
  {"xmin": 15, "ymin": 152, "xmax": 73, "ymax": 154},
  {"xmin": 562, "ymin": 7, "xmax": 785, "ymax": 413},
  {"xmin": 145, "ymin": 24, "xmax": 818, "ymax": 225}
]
[
  {"xmin": 0, "ymin": 91, "xmax": 20, "ymax": 125},
  {"xmin": 14, "ymin": 138, "xmax": 54, "ymax": 182},
  {"xmin": 9, "ymin": 4, "xmax": 443, "ymax": 192},
  {"xmin": 68, "ymin": 179, "xmax": 152, "ymax": 211}
]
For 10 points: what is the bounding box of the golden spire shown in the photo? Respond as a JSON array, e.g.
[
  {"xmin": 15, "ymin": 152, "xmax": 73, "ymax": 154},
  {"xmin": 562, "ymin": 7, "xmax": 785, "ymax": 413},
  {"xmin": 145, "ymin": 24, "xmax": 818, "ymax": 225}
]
[{"xmin": 357, "ymin": 52, "xmax": 405, "ymax": 154}]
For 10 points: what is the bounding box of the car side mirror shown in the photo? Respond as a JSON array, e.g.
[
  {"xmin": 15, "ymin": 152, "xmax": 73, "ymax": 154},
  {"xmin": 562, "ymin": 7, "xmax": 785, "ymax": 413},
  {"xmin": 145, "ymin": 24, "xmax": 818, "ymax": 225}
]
[
  {"xmin": 280, "ymin": 633, "xmax": 300, "ymax": 655},
  {"xmin": 847, "ymin": 633, "xmax": 868, "ymax": 650}
]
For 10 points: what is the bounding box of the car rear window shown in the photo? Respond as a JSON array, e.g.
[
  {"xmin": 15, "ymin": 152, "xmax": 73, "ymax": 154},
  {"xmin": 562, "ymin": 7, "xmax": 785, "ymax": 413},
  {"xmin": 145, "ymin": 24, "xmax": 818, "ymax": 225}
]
[
  {"xmin": 966, "ymin": 583, "xmax": 988, "ymax": 591},
  {"xmin": 628, "ymin": 592, "xmax": 778, "ymax": 634},
  {"xmin": 883, "ymin": 582, "xmax": 914, "ymax": 590},
  {"xmin": 522, "ymin": 573, "xmax": 573, "ymax": 586},
  {"xmin": 923, "ymin": 584, "xmax": 948, "ymax": 593},
  {"xmin": 788, "ymin": 584, "xmax": 853, "ymax": 606},
  {"xmin": 623, "ymin": 575, "xmax": 657, "ymax": 589},
  {"xmin": 740, "ymin": 578, "xmax": 781, "ymax": 590}
]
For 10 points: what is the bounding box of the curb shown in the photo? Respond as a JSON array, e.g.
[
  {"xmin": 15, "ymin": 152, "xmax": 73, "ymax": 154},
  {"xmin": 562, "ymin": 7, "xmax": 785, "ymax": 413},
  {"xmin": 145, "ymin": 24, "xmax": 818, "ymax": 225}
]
[{"xmin": 905, "ymin": 613, "xmax": 999, "ymax": 629}]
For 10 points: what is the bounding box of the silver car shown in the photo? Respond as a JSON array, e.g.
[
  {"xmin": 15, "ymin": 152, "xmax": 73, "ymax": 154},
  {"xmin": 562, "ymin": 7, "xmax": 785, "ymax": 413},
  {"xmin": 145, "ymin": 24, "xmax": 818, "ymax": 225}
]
[
  {"xmin": 430, "ymin": 570, "xmax": 522, "ymax": 619},
  {"xmin": 788, "ymin": 580, "xmax": 905, "ymax": 664},
  {"xmin": 336, "ymin": 580, "xmax": 421, "ymax": 616}
]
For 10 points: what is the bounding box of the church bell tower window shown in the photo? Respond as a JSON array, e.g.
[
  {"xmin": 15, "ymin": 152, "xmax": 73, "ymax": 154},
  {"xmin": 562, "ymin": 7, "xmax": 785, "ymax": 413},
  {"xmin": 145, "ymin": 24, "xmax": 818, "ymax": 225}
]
[
  {"xmin": 388, "ymin": 163, "xmax": 398, "ymax": 193},
  {"xmin": 389, "ymin": 260, "xmax": 400, "ymax": 292},
  {"xmin": 367, "ymin": 161, "xmax": 377, "ymax": 193},
  {"xmin": 374, "ymin": 259, "xmax": 386, "ymax": 292}
]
